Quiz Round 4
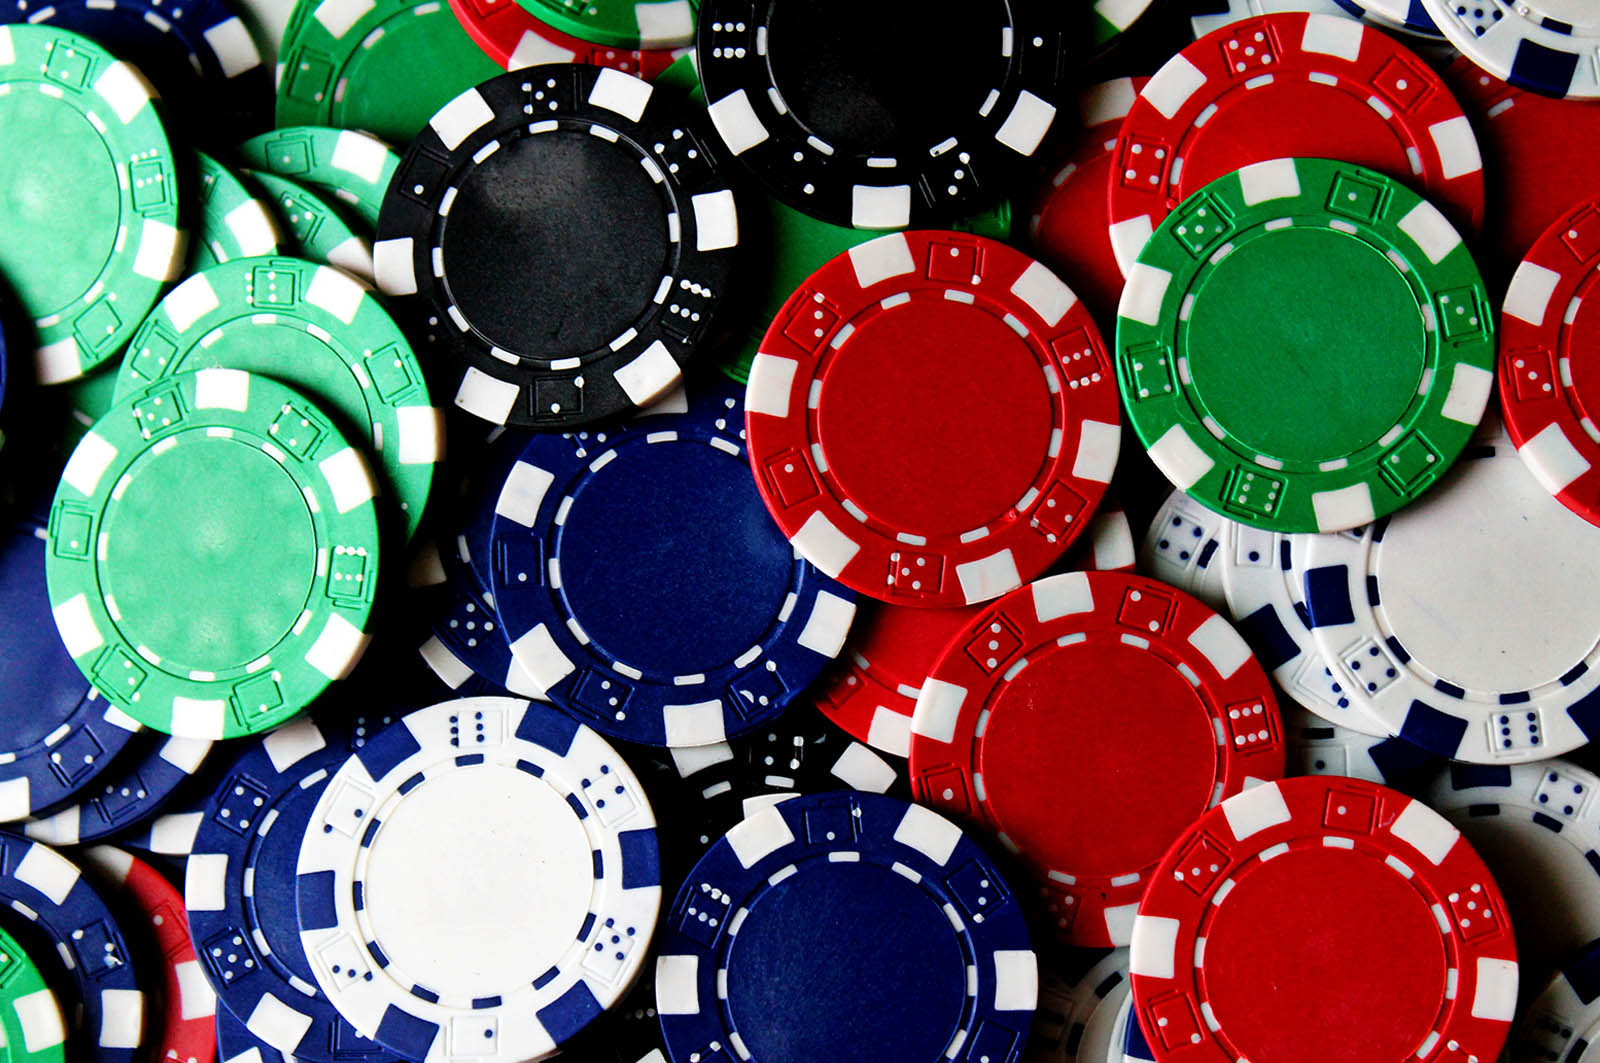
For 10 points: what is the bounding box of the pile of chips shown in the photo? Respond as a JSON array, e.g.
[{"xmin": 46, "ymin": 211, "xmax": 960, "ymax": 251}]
[{"xmin": 0, "ymin": 0, "xmax": 1597, "ymax": 1061}]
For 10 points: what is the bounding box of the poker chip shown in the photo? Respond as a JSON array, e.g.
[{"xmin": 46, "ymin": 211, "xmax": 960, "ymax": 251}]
[
  {"xmin": 237, "ymin": 127, "xmax": 398, "ymax": 230},
  {"xmin": 1029, "ymin": 78, "xmax": 1147, "ymax": 328},
  {"xmin": 374, "ymin": 64, "xmax": 740, "ymax": 429},
  {"xmin": 1302, "ymin": 427, "xmax": 1600, "ymax": 763},
  {"xmin": 22, "ymin": 732, "xmax": 212, "ymax": 845},
  {"xmin": 654, "ymin": 791, "xmax": 1038, "ymax": 1063},
  {"xmin": 1188, "ymin": 0, "xmax": 1353, "ymax": 39},
  {"xmin": 1420, "ymin": 0, "xmax": 1600, "ymax": 100},
  {"xmin": 79, "ymin": 846, "xmax": 216, "ymax": 1063},
  {"xmin": 1076, "ymin": 965, "xmax": 1134, "ymax": 1063},
  {"xmin": 490, "ymin": 376, "xmax": 856, "ymax": 747},
  {"xmin": 294, "ymin": 697, "xmax": 663, "ymax": 1062},
  {"xmin": 1107, "ymin": 13, "xmax": 1486, "ymax": 278},
  {"xmin": 275, "ymin": 0, "xmax": 502, "ymax": 145},
  {"xmin": 449, "ymin": 0, "xmax": 685, "ymax": 75},
  {"xmin": 909, "ymin": 570, "xmax": 1284, "ymax": 947},
  {"xmin": 513, "ymin": 0, "xmax": 694, "ymax": 50},
  {"xmin": 191, "ymin": 153, "xmax": 280, "ymax": 270},
  {"xmin": 215, "ymin": 1007, "xmax": 288, "ymax": 1063},
  {"xmin": 1499, "ymin": 200, "xmax": 1600, "ymax": 528},
  {"xmin": 0, "ymin": 0, "xmax": 269, "ymax": 139},
  {"xmin": 237, "ymin": 170, "xmax": 376, "ymax": 283},
  {"xmin": 184, "ymin": 712, "xmax": 405, "ymax": 1063},
  {"xmin": 1283, "ymin": 703, "xmax": 1439, "ymax": 792},
  {"xmin": 695, "ymin": 1, "xmax": 1069, "ymax": 229},
  {"xmin": 408, "ymin": 537, "xmax": 543, "ymax": 698},
  {"xmin": 1129, "ymin": 776, "xmax": 1519, "ymax": 1063},
  {"xmin": 0, "ymin": 920, "xmax": 66, "ymax": 1063},
  {"xmin": 1513, "ymin": 938, "xmax": 1600, "ymax": 1062},
  {"xmin": 116, "ymin": 256, "xmax": 443, "ymax": 542},
  {"xmin": 1117, "ymin": 156, "xmax": 1494, "ymax": 533},
  {"xmin": 1446, "ymin": 59, "xmax": 1600, "ymax": 276},
  {"xmin": 0, "ymin": 25, "xmax": 187, "ymax": 385},
  {"xmin": 1033, "ymin": 949, "xmax": 1130, "ymax": 1063},
  {"xmin": 747, "ymin": 230, "xmax": 1122, "ymax": 608},
  {"xmin": 1330, "ymin": 0, "xmax": 1441, "ymax": 36},
  {"xmin": 1134, "ymin": 489, "xmax": 1228, "ymax": 613},
  {"xmin": 1423, "ymin": 760, "xmax": 1600, "ymax": 999},
  {"xmin": 0, "ymin": 522, "xmax": 137, "ymax": 820},
  {"xmin": 0, "ymin": 836, "xmax": 146, "ymax": 1062},
  {"xmin": 44, "ymin": 368, "xmax": 382, "ymax": 740}
]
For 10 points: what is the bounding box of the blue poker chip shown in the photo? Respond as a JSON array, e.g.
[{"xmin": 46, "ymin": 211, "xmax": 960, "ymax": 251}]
[
  {"xmin": 411, "ymin": 537, "xmax": 543, "ymax": 698},
  {"xmin": 0, "ymin": 0, "xmax": 271, "ymax": 137},
  {"xmin": 0, "ymin": 522, "xmax": 139, "ymax": 819},
  {"xmin": 21, "ymin": 731, "xmax": 213, "ymax": 846},
  {"xmin": 654, "ymin": 791, "xmax": 1038, "ymax": 1063},
  {"xmin": 216, "ymin": 1004, "xmax": 288, "ymax": 1063},
  {"xmin": 489, "ymin": 376, "xmax": 858, "ymax": 747},
  {"xmin": 182, "ymin": 710, "xmax": 406, "ymax": 1063},
  {"xmin": 0, "ymin": 833, "xmax": 146, "ymax": 1062}
]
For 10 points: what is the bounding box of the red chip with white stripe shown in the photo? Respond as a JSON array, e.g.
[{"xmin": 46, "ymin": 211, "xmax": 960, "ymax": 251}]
[
  {"xmin": 907, "ymin": 570, "xmax": 1283, "ymax": 948},
  {"xmin": 1129, "ymin": 776, "xmax": 1519, "ymax": 1062}
]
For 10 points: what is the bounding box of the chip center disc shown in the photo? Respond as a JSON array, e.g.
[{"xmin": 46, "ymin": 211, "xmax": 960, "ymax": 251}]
[
  {"xmin": 1373, "ymin": 448, "xmax": 1600, "ymax": 692},
  {"xmin": 1185, "ymin": 229, "xmax": 1423, "ymax": 464},
  {"xmin": 558, "ymin": 440, "xmax": 792, "ymax": 675},
  {"xmin": 816, "ymin": 296, "xmax": 1053, "ymax": 537},
  {"xmin": 441, "ymin": 129, "xmax": 669, "ymax": 360},
  {"xmin": 765, "ymin": 0, "xmax": 1006, "ymax": 157},
  {"xmin": 1203, "ymin": 846, "xmax": 1447, "ymax": 1063},
  {"xmin": 724, "ymin": 862, "xmax": 966, "ymax": 1063},
  {"xmin": 975, "ymin": 640, "xmax": 1218, "ymax": 876},
  {"xmin": 102, "ymin": 435, "xmax": 316, "ymax": 674},
  {"xmin": 0, "ymin": 92, "xmax": 120, "ymax": 320},
  {"xmin": 363, "ymin": 764, "xmax": 592, "ymax": 996}
]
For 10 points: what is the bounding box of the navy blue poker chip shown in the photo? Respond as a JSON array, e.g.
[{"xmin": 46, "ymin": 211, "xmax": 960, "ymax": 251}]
[
  {"xmin": 182, "ymin": 711, "xmax": 406, "ymax": 1063},
  {"xmin": 0, "ymin": 833, "xmax": 146, "ymax": 1063},
  {"xmin": 22, "ymin": 730, "xmax": 212, "ymax": 846},
  {"xmin": 654, "ymin": 791, "xmax": 1038, "ymax": 1063},
  {"xmin": 489, "ymin": 376, "xmax": 858, "ymax": 747},
  {"xmin": 0, "ymin": 522, "xmax": 138, "ymax": 818}
]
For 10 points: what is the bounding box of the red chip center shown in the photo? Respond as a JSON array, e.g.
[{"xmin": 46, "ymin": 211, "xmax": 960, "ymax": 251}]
[
  {"xmin": 815, "ymin": 296, "xmax": 1053, "ymax": 539},
  {"xmin": 1202, "ymin": 846, "xmax": 1448, "ymax": 1063},
  {"xmin": 976, "ymin": 640, "xmax": 1218, "ymax": 876}
]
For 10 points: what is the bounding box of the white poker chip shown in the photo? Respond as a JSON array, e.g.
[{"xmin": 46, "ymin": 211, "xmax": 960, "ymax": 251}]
[
  {"xmin": 1419, "ymin": 0, "xmax": 1600, "ymax": 99},
  {"xmin": 1135, "ymin": 490, "xmax": 1228, "ymax": 613}
]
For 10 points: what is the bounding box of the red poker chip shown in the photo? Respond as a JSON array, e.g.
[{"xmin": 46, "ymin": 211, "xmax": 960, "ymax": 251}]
[
  {"xmin": 1497, "ymin": 199, "xmax": 1600, "ymax": 529},
  {"xmin": 1107, "ymin": 12, "xmax": 1486, "ymax": 277},
  {"xmin": 745, "ymin": 230, "xmax": 1122, "ymax": 610},
  {"xmin": 1030, "ymin": 77, "xmax": 1148, "ymax": 326},
  {"xmin": 1445, "ymin": 57, "xmax": 1600, "ymax": 274},
  {"xmin": 907, "ymin": 570, "xmax": 1283, "ymax": 948},
  {"xmin": 81, "ymin": 846, "xmax": 216, "ymax": 1063},
  {"xmin": 1129, "ymin": 776, "xmax": 1519, "ymax": 1063},
  {"xmin": 448, "ymin": 0, "xmax": 684, "ymax": 74},
  {"xmin": 813, "ymin": 503, "xmax": 1134, "ymax": 756}
]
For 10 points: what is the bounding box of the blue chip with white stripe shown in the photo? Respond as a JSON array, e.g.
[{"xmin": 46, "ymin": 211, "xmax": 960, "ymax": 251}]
[
  {"xmin": 294, "ymin": 697, "xmax": 662, "ymax": 1063},
  {"xmin": 488, "ymin": 376, "xmax": 857, "ymax": 747},
  {"xmin": 654, "ymin": 791, "xmax": 1038, "ymax": 1063},
  {"xmin": 183, "ymin": 711, "xmax": 405, "ymax": 1063}
]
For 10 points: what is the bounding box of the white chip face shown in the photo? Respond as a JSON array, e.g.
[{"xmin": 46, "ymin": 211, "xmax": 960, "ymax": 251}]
[{"xmin": 295, "ymin": 698, "xmax": 662, "ymax": 1063}]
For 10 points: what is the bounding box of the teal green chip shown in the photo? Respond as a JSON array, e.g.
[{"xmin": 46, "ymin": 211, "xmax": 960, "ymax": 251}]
[
  {"xmin": 0, "ymin": 25, "xmax": 187, "ymax": 385},
  {"xmin": 1115, "ymin": 156, "xmax": 1494, "ymax": 534},
  {"xmin": 192, "ymin": 152, "xmax": 281, "ymax": 271},
  {"xmin": 0, "ymin": 923, "xmax": 67, "ymax": 1063},
  {"xmin": 237, "ymin": 126, "xmax": 398, "ymax": 231},
  {"xmin": 275, "ymin": 0, "xmax": 501, "ymax": 147},
  {"xmin": 515, "ymin": 0, "xmax": 696, "ymax": 50},
  {"xmin": 45, "ymin": 368, "xmax": 382, "ymax": 739},
  {"xmin": 116, "ymin": 256, "xmax": 440, "ymax": 540},
  {"xmin": 239, "ymin": 170, "xmax": 374, "ymax": 282}
]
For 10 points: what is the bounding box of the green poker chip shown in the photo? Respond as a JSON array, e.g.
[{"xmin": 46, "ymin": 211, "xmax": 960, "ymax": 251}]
[
  {"xmin": 275, "ymin": 0, "xmax": 501, "ymax": 146},
  {"xmin": 0, "ymin": 25, "xmax": 186, "ymax": 385},
  {"xmin": 1115, "ymin": 156, "xmax": 1494, "ymax": 534},
  {"xmin": 0, "ymin": 922, "xmax": 67, "ymax": 1063},
  {"xmin": 115, "ymin": 256, "xmax": 441, "ymax": 540},
  {"xmin": 192, "ymin": 152, "xmax": 280, "ymax": 270},
  {"xmin": 45, "ymin": 367, "xmax": 382, "ymax": 739},
  {"xmin": 237, "ymin": 126, "xmax": 398, "ymax": 230},
  {"xmin": 516, "ymin": 0, "xmax": 696, "ymax": 49},
  {"xmin": 239, "ymin": 170, "xmax": 374, "ymax": 283}
]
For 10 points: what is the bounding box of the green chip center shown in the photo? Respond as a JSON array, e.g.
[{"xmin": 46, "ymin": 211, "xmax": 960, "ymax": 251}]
[
  {"xmin": 1184, "ymin": 228, "xmax": 1424, "ymax": 465},
  {"xmin": 102, "ymin": 434, "xmax": 317, "ymax": 674},
  {"xmin": 0, "ymin": 91, "xmax": 120, "ymax": 322}
]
